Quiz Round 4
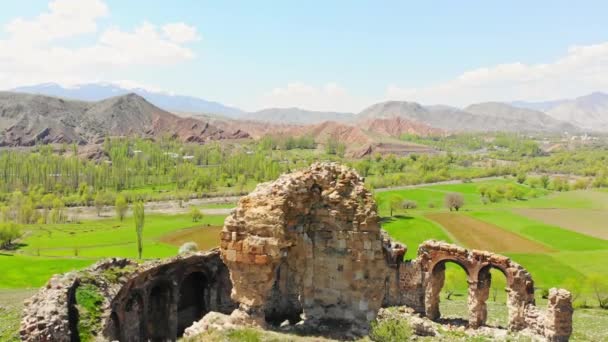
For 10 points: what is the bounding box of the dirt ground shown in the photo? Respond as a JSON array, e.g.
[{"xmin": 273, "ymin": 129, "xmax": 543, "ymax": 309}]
[
  {"xmin": 515, "ymin": 208, "xmax": 608, "ymax": 240},
  {"xmin": 425, "ymin": 212, "xmax": 554, "ymax": 253},
  {"xmin": 159, "ymin": 225, "xmax": 223, "ymax": 251}
]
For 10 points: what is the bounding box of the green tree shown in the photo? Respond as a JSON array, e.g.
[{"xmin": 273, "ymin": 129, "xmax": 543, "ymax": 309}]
[
  {"xmin": 0, "ymin": 222, "xmax": 22, "ymax": 249},
  {"xmin": 586, "ymin": 274, "xmax": 608, "ymax": 308},
  {"xmin": 94, "ymin": 192, "xmax": 105, "ymax": 217},
  {"xmin": 133, "ymin": 201, "xmax": 145, "ymax": 259},
  {"xmin": 115, "ymin": 194, "xmax": 128, "ymax": 221},
  {"xmin": 540, "ymin": 175, "xmax": 550, "ymax": 189},
  {"xmin": 190, "ymin": 206, "xmax": 203, "ymax": 222}
]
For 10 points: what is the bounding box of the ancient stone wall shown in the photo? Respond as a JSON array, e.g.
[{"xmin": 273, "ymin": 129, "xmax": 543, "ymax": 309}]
[
  {"xmin": 22, "ymin": 163, "xmax": 574, "ymax": 341},
  {"xmin": 218, "ymin": 162, "xmax": 574, "ymax": 340},
  {"xmin": 21, "ymin": 249, "xmax": 235, "ymax": 342},
  {"xmin": 220, "ymin": 163, "xmax": 402, "ymax": 325}
]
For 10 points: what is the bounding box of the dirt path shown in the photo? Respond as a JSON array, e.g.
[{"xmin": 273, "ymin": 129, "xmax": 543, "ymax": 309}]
[
  {"xmin": 64, "ymin": 177, "xmax": 510, "ymax": 220},
  {"xmin": 374, "ymin": 176, "xmax": 503, "ymax": 193}
]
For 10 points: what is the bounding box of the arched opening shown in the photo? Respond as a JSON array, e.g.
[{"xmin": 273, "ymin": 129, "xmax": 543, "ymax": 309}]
[
  {"xmin": 67, "ymin": 282, "xmax": 80, "ymax": 342},
  {"xmin": 107, "ymin": 311, "xmax": 121, "ymax": 341},
  {"xmin": 264, "ymin": 259, "xmax": 303, "ymax": 326},
  {"xmin": 425, "ymin": 259, "xmax": 470, "ymax": 326},
  {"xmin": 147, "ymin": 282, "xmax": 173, "ymax": 341},
  {"xmin": 124, "ymin": 292, "xmax": 144, "ymax": 341},
  {"xmin": 177, "ymin": 272, "xmax": 208, "ymax": 336},
  {"xmin": 477, "ymin": 265, "xmax": 510, "ymax": 328}
]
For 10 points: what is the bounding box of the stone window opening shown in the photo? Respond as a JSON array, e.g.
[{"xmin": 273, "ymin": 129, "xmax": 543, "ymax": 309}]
[
  {"xmin": 146, "ymin": 281, "xmax": 174, "ymax": 341},
  {"xmin": 177, "ymin": 272, "xmax": 208, "ymax": 337}
]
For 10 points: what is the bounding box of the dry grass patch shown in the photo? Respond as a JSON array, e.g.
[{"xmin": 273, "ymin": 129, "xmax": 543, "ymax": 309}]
[
  {"xmin": 425, "ymin": 213, "xmax": 554, "ymax": 253},
  {"xmin": 515, "ymin": 208, "xmax": 608, "ymax": 240},
  {"xmin": 159, "ymin": 225, "xmax": 222, "ymax": 251}
]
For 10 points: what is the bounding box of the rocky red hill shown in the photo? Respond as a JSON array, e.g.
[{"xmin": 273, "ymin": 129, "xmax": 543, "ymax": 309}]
[{"xmin": 0, "ymin": 92, "xmax": 249, "ymax": 146}]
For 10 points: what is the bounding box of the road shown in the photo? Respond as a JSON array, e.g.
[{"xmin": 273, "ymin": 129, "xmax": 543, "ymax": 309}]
[{"xmin": 63, "ymin": 176, "xmax": 508, "ymax": 220}]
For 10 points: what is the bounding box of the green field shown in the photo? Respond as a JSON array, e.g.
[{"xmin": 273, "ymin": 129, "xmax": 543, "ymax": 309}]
[
  {"xmin": 0, "ymin": 214, "xmax": 226, "ymax": 289},
  {"xmin": 377, "ymin": 179, "xmax": 608, "ymax": 299},
  {"xmin": 2, "ymin": 177, "xmax": 608, "ymax": 340}
]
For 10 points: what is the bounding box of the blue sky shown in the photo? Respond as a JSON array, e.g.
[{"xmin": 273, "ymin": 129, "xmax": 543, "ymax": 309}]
[{"xmin": 1, "ymin": 0, "xmax": 607, "ymax": 111}]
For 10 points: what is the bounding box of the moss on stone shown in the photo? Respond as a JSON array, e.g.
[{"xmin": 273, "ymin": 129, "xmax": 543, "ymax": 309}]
[{"xmin": 75, "ymin": 283, "xmax": 104, "ymax": 342}]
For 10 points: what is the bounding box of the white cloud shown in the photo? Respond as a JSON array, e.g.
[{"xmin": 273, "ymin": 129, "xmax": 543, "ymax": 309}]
[
  {"xmin": 259, "ymin": 82, "xmax": 369, "ymax": 112},
  {"xmin": 0, "ymin": 0, "xmax": 200, "ymax": 89},
  {"xmin": 162, "ymin": 22, "xmax": 200, "ymax": 43},
  {"xmin": 386, "ymin": 41, "xmax": 608, "ymax": 106}
]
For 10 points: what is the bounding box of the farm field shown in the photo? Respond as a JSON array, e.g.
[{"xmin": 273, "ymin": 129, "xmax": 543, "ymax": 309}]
[
  {"xmin": 377, "ymin": 179, "xmax": 608, "ymax": 297},
  {"xmin": 515, "ymin": 208, "xmax": 608, "ymax": 240},
  {"xmin": 2, "ymin": 177, "xmax": 608, "ymax": 340},
  {"xmin": 424, "ymin": 212, "xmax": 553, "ymax": 253},
  {"xmin": 0, "ymin": 213, "xmax": 227, "ymax": 289},
  {"xmin": 159, "ymin": 226, "xmax": 223, "ymax": 251}
]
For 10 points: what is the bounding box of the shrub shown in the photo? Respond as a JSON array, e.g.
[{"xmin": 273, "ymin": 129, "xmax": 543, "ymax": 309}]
[
  {"xmin": 444, "ymin": 193, "xmax": 464, "ymax": 211},
  {"xmin": 179, "ymin": 242, "xmax": 199, "ymax": 254},
  {"xmin": 369, "ymin": 317, "xmax": 413, "ymax": 342},
  {"xmin": 401, "ymin": 200, "xmax": 418, "ymax": 209},
  {"xmin": 190, "ymin": 206, "xmax": 203, "ymax": 222}
]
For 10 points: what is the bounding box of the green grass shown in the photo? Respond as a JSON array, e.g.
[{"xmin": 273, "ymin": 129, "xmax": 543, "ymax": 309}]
[
  {"xmin": 1, "ymin": 213, "xmax": 227, "ymax": 288},
  {"xmin": 468, "ymin": 211, "xmax": 608, "ymax": 251},
  {"xmin": 375, "ymin": 178, "xmax": 531, "ymax": 213},
  {"xmin": 0, "ymin": 255, "xmax": 93, "ymax": 288},
  {"xmin": 75, "ymin": 284, "xmax": 104, "ymax": 342},
  {"xmin": 381, "ymin": 214, "xmax": 452, "ymax": 259}
]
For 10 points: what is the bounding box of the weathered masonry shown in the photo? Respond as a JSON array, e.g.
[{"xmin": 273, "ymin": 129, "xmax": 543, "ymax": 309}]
[
  {"xmin": 21, "ymin": 251, "xmax": 235, "ymax": 342},
  {"xmin": 220, "ymin": 163, "xmax": 573, "ymax": 341},
  {"xmin": 21, "ymin": 162, "xmax": 573, "ymax": 341}
]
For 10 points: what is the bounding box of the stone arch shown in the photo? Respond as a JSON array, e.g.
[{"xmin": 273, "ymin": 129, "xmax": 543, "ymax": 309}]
[
  {"xmin": 146, "ymin": 281, "xmax": 175, "ymax": 341},
  {"xmin": 424, "ymin": 258, "xmax": 472, "ymax": 322},
  {"xmin": 177, "ymin": 272, "xmax": 208, "ymax": 336},
  {"xmin": 417, "ymin": 240, "xmax": 536, "ymax": 330}
]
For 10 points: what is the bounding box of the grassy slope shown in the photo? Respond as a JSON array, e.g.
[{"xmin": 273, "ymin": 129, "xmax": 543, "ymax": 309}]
[{"xmin": 1, "ymin": 214, "xmax": 227, "ymax": 288}]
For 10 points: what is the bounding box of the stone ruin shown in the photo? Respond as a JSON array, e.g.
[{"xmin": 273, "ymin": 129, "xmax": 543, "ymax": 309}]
[
  {"xmin": 20, "ymin": 251, "xmax": 235, "ymax": 341},
  {"xmin": 20, "ymin": 162, "xmax": 573, "ymax": 341}
]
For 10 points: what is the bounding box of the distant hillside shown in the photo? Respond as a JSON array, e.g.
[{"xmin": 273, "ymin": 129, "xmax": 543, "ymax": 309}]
[
  {"xmin": 269, "ymin": 117, "xmax": 438, "ymax": 157},
  {"xmin": 546, "ymin": 92, "xmax": 608, "ymax": 131},
  {"xmin": 358, "ymin": 100, "xmax": 579, "ymax": 133},
  {"xmin": 463, "ymin": 102, "xmax": 578, "ymax": 133},
  {"xmin": 246, "ymin": 107, "xmax": 355, "ymax": 125},
  {"xmin": 11, "ymin": 83, "xmax": 245, "ymax": 118},
  {"xmin": 0, "ymin": 92, "xmax": 248, "ymax": 146}
]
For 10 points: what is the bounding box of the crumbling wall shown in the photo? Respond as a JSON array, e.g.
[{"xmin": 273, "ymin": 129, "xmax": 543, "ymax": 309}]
[
  {"xmin": 220, "ymin": 163, "xmax": 403, "ymax": 325},
  {"xmin": 21, "ymin": 250, "xmax": 235, "ymax": 342},
  {"xmin": 218, "ymin": 163, "xmax": 573, "ymax": 340},
  {"xmin": 414, "ymin": 240, "xmax": 573, "ymax": 337},
  {"xmin": 21, "ymin": 163, "xmax": 574, "ymax": 341}
]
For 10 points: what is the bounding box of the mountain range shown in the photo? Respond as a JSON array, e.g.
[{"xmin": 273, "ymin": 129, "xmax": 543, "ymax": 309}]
[
  {"xmin": 12, "ymin": 83, "xmax": 245, "ymax": 118},
  {"xmin": 0, "ymin": 92, "xmax": 248, "ymax": 146},
  {"xmin": 7, "ymin": 82, "xmax": 608, "ymax": 134}
]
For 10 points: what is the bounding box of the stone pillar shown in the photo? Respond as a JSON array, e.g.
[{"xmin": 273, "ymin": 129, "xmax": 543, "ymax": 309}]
[
  {"xmin": 468, "ymin": 270, "xmax": 490, "ymax": 328},
  {"xmin": 424, "ymin": 264, "xmax": 445, "ymax": 320},
  {"xmin": 544, "ymin": 288, "xmax": 573, "ymax": 342}
]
